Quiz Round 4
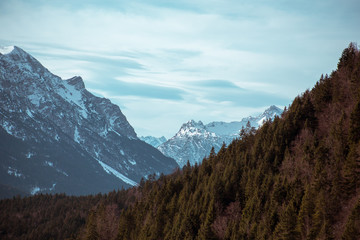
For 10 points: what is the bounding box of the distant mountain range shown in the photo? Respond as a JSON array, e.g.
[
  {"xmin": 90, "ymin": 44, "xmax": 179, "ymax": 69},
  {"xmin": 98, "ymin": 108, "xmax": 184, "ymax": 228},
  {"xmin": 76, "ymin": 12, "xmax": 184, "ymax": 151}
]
[
  {"xmin": 0, "ymin": 46, "xmax": 178, "ymax": 198},
  {"xmin": 151, "ymin": 106, "xmax": 283, "ymax": 167},
  {"xmin": 140, "ymin": 136, "xmax": 167, "ymax": 148}
]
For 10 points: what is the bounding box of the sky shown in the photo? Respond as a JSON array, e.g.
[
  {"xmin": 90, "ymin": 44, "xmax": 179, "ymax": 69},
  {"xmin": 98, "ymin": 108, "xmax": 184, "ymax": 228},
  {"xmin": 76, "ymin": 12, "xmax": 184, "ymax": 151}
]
[{"xmin": 1, "ymin": 0, "xmax": 360, "ymax": 138}]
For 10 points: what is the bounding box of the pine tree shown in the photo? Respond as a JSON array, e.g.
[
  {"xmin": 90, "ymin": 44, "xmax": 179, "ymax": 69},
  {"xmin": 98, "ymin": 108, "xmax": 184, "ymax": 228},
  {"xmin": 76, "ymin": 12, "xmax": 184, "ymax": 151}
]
[
  {"xmin": 309, "ymin": 192, "xmax": 326, "ymax": 239},
  {"xmin": 349, "ymin": 97, "xmax": 360, "ymax": 144},
  {"xmin": 117, "ymin": 210, "xmax": 135, "ymax": 240},
  {"xmin": 197, "ymin": 199, "xmax": 216, "ymax": 240},
  {"xmin": 342, "ymin": 143, "xmax": 360, "ymax": 196},
  {"xmin": 85, "ymin": 211, "xmax": 99, "ymax": 240},
  {"xmin": 274, "ymin": 199, "xmax": 300, "ymax": 240},
  {"xmin": 296, "ymin": 185, "xmax": 315, "ymax": 239},
  {"xmin": 342, "ymin": 199, "xmax": 360, "ymax": 240}
]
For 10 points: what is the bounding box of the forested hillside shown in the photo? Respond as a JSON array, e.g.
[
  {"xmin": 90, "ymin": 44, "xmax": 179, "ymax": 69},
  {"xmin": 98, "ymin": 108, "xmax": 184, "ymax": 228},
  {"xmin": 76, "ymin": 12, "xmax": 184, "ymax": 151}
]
[
  {"xmin": 1, "ymin": 43, "xmax": 359, "ymax": 240},
  {"xmin": 112, "ymin": 43, "xmax": 360, "ymax": 240}
]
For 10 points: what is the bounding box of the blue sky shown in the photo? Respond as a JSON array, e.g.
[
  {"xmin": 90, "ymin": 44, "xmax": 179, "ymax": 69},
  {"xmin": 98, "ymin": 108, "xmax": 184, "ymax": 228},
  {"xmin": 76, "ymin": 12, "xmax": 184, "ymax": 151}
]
[{"xmin": 1, "ymin": 0, "xmax": 360, "ymax": 138}]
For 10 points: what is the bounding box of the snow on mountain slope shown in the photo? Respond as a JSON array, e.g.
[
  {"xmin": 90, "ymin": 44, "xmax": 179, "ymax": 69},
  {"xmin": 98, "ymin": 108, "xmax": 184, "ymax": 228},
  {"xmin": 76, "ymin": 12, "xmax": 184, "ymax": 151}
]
[
  {"xmin": 140, "ymin": 136, "xmax": 167, "ymax": 148},
  {"xmin": 0, "ymin": 46, "xmax": 178, "ymax": 197},
  {"xmin": 158, "ymin": 120, "xmax": 223, "ymax": 167},
  {"xmin": 158, "ymin": 106, "xmax": 283, "ymax": 167},
  {"xmin": 0, "ymin": 46, "xmax": 14, "ymax": 55}
]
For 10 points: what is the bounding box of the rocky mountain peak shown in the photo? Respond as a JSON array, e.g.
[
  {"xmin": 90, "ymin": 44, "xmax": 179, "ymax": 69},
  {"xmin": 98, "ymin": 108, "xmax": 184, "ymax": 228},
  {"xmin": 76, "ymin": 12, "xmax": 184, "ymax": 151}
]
[
  {"xmin": 0, "ymin": 46, "xmax": 15, "ymax": 55},
  {"xmin": 182, "ymin": 120, "xmax": 205, "ymax": 129},
  {"xmin": 0, "ymin": 45, "xmax": 53, "ymax": 81},
  {"xmin": 2, "ymin": 45, "xmax": 35, "ymax": 63},
  {"xmin": 263, "ymin": 105, "xmax": 282, "ymax": 116},
  {"xmin": 66, "ymin": 76, "xmax": 85, "ymax": 91},
  {"xmin": 176, "ymin": 120, "xmax": 209, "ymax": 138},
  {"xmin": 0, "ymin": 46, "xmax": 178, "ymax": 196},
  {"xmin": 158, "ymin": 106, "xmax": 283, "ymax": 167}
]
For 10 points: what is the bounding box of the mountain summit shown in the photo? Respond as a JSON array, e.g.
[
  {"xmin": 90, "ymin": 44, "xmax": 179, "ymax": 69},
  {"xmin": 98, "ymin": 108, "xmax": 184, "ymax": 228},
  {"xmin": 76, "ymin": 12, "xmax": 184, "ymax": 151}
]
[
  {"xmin": 0, "ymin": 46, "xmax": 178, "ymax": 197},
  {"xmin": 158, "ymin": 106, "xmax": 283, "ymax": 167}
]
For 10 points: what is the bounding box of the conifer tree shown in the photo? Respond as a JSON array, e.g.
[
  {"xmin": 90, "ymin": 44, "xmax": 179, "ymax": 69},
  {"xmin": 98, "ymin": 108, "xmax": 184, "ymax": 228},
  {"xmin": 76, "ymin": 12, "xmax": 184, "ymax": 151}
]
[
  {"xmin": 296, "ymin": 185, "xmax": 314, "ymax": 239},
  {"xmin": 342, "ymin": 143, "xmax": 360, "ymax": 196},
  {"xmin": 342, "ymin": 199, "xmax": 360, "ymax": 240},
  {"xmin": 349, "ymin": 98, "xmax": 360, "ymax": 143},
  {"xmin": 85, "ymin": 211, "xmax": 99, "ymax": 240},
  {"xmin": 274, "ymin": 199, "xmax": 300, "ymax": 240},
  {"xmin": 197, "ymin": 199, "xmax": 216, "ymax": 240}
]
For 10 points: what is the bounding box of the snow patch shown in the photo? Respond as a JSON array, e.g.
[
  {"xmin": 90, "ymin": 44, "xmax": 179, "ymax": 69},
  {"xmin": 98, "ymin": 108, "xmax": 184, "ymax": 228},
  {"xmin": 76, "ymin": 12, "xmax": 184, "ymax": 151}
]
[
  {"xmin": 120, "ymin": 150, "xmax": 125, "ymax": 156},
  {"xmin": 31, "ymin": 186, "xmax": 41, "ymax": 195},
  {"xmin": 257, "ymin": 116, "xmax": 267, "ymax": 126},
  {"xmin": 2, "ymin": 121, "xmax": 15, "ymax": 136},
  {"xmin": 94, "ymin": 149, "xmax": 100, "ymax": 158},
  {"xmin": 100, "ymin": 128, "xmax": 108, "ymax": 137},
  {"xmin": 74, "ymin": 126, "xmax": 81, "ymax": 143},
  {"xmin": 1, "ymin": 121, "xmax": 26, "ymax": 140},
  {"xmin": 50, "ymin": 183, "xmax": 56, "ymax": 191},
  {"xmin": 58, "ymin": 81, "xmax": 88, "ymax": 118},
  {"xmin": 0, "ymin": 46, "xmax": 14, "ymax": 55},
  {"xmin": 28, "ymin": 93, "xmax": 41, "ymax": 107},
  {"xmin": 26, "ymin": 152, "xmax": 34, "ymax": 158},
  {"xmin": 7, "ymin": 167, "xmax": 24, "ymax": 178},
  {"xmin": 26, "ymin": 109, "xmax": 34, "ymax": 118},
  {"xmin": 44, "ymin": 161, "xmax": 54, "ymax": 167},
  {"xmin": 110, "ymin": 127, "xmax": 121, "ymax": 136},
  {"xmin": 58, "ymin": 169, "xmax": 69, "ymax": 177},
  {"xmin": 109, "ymin": 116, "xmax": 117, "ymax": 127},
  {"xmin": 44, "ymin": 161, "xmax": 68, "ymax": 176},
  {"xmin": 128, "ymin": 159, "xmax": 136, "ymax": 165},
  {"xmin": 96, "ymin": 160, "xmax": 138, "ymax": 186}
]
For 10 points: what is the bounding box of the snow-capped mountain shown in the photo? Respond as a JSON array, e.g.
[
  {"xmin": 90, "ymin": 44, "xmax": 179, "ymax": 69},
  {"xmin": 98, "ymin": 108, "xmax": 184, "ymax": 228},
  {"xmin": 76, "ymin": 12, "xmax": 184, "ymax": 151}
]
[
  {"xmin": 158, "ymin": 106, "xmax": 283, "ymax": 167},
  {"xmin": 0, "ymin": 46, "xmax": 178, "ymax": 197},
  {"xmin": 140, "ymin": 136, "xmax": 167, "ymax": 148},
  {"xmin": 158, "ymin": 120, "xmax": 223, "ymax": 167}
]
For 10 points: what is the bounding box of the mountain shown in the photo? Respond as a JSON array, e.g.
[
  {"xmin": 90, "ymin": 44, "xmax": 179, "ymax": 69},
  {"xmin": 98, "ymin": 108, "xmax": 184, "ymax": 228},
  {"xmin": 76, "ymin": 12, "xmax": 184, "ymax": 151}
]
[
  {"xmin": 140, "ymin": 136, "xmax": 167, "ymax": 148},
  {"xmin": 0, "ymin": 46, "xmax": 178, "ymax": 197},
  {"xmin": 158, "ymin": 105, "xmax": 283, "ymax": 167},
  {"xmin": 1, "ymin": 44, "xmax": 359, "ymax": 240}
]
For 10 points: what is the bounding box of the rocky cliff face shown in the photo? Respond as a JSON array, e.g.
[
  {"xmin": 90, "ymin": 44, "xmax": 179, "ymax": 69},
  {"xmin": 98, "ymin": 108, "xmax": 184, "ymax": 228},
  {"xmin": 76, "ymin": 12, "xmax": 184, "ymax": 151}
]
[{"xmin": 0, "ymin": 46, "xmax": 178, "ymax": 197}]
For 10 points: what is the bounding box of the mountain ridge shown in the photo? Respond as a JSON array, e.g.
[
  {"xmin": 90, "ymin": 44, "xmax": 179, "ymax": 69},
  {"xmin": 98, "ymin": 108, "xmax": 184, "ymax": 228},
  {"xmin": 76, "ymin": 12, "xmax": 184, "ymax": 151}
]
[
  {"xmin": 140, "ymin": 136, "xmax": 167, "ymax": 148},
  {"xmin": 0, "ymin": 46, "xmax": 178, "ymax": 196},
  {"xmin": 158, "ymin": 105, "xmax": 283, "ymax": 167}
]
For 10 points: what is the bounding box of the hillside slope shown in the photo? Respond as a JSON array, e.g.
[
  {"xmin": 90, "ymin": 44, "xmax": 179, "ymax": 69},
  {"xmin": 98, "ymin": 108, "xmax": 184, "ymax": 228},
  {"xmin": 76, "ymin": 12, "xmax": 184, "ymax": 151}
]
[{"xmin": 112, "ymin": 43, "xmax": 360, "ymax": 240}]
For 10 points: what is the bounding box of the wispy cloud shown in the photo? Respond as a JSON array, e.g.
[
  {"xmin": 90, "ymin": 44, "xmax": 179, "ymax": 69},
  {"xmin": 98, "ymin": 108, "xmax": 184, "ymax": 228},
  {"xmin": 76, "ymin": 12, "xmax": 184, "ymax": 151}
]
[
  {"xmin": 105, "ymin": 79, "xmax": 186, "ymax": 100},
  {"xmin": 1, "ymin": 0, "xmax": 359, "ymax": 137}
]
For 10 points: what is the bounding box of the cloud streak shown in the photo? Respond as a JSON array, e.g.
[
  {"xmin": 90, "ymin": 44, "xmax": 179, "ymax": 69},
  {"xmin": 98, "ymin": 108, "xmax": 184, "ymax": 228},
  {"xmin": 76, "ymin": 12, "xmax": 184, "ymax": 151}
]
[{"xmin": 1, "ymin": 0, "xmax": 360, "ymax": 137}]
